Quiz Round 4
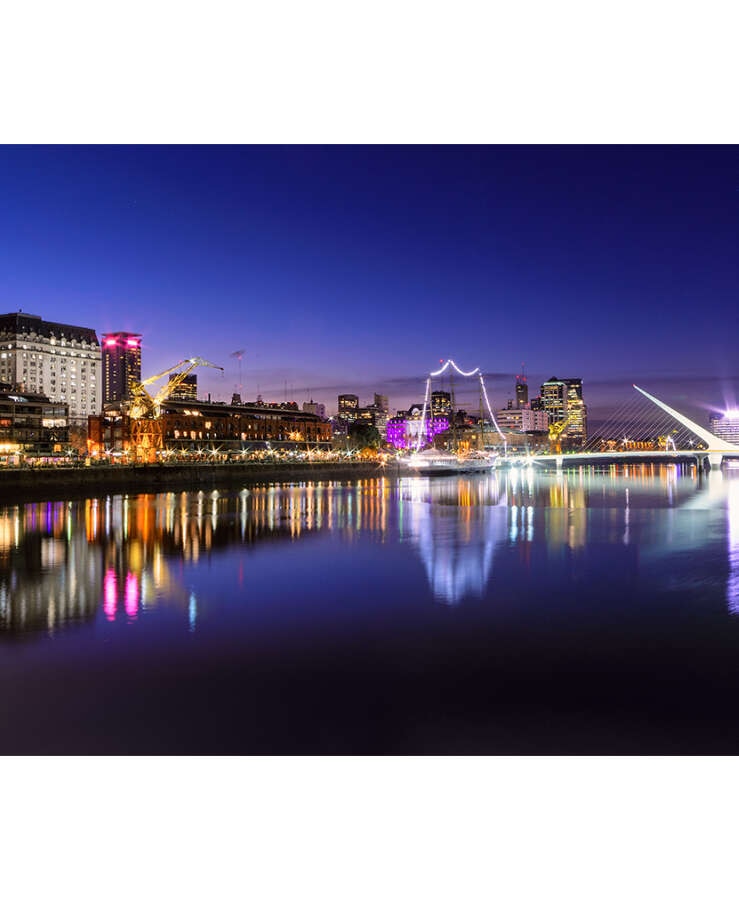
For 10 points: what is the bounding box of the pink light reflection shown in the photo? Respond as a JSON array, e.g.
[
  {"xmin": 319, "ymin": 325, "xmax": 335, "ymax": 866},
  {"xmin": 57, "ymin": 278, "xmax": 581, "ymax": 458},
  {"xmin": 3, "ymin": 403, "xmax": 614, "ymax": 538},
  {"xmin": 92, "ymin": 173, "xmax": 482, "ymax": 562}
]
[
  {"xmin": 103, "ymin": 569, "xmax": 118, "ymax": 620},
  {"xmin": 125, "ymin": 572, "xmax": 139, "ymax": 618}
]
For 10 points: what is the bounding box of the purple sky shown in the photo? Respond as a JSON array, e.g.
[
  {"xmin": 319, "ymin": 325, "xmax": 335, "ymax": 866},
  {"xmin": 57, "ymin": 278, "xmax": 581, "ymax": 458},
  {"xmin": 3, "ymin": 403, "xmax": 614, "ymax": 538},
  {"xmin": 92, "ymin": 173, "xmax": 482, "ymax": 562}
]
[{"xmin": 1, "ymin": 145, "xmax": 737, "ymax": 424}]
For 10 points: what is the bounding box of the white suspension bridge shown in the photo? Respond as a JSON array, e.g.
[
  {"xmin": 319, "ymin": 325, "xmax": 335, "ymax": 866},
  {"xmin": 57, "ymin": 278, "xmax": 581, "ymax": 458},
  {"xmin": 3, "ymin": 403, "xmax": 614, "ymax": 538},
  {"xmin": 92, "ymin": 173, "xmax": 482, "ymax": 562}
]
[
  {"xmin": 541, "ymin": 385, "xmax": 739, "ymax": 470},
  {"xmin": 414, "ymin": 361, "xmax": 739, "ymax": 470}
]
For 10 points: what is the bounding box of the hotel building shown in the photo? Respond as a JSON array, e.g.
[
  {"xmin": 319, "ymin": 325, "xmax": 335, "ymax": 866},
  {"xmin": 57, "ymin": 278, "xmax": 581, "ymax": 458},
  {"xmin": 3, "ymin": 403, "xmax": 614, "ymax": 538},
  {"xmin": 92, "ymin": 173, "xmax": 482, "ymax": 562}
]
[{"xmin": 0, "ymin": 312, "xmax": 101, "ymax": 426}]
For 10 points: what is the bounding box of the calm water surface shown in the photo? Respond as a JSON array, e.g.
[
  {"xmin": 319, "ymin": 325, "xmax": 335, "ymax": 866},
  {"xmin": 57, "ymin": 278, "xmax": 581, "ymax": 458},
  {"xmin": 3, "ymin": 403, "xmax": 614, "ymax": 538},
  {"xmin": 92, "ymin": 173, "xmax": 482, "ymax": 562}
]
[{"xmin": 3, "ymin": 465, "xmax": 739, "ymax": 753}]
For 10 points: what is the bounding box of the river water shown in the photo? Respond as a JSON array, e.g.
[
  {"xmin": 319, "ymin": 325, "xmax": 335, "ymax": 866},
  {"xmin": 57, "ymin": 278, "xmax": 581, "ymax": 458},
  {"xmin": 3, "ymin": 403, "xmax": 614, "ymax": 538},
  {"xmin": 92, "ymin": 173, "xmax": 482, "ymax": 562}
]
[{"xmin": 2, "ymin": 464, "xmax": 739, "ymax": 753}]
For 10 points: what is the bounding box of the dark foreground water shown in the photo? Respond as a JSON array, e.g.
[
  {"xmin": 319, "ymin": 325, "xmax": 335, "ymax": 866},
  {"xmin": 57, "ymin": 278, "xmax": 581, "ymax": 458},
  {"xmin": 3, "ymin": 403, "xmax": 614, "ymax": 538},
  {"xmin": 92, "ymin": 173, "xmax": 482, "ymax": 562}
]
[{"xmin": 2, "ymin": 464, "xmax": 739, "ymax": 754}]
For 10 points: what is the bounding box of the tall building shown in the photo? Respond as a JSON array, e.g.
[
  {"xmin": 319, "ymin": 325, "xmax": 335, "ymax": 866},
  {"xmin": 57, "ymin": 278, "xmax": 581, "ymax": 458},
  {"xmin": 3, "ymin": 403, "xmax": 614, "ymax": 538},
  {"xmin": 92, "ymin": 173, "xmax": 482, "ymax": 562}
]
[
  {"xmin": 374, "ymin": 393, "xmax": 389, "ymax": 413},
  {"xmin": 540, "ymin": 376, "xmax": 587, "ymax": 448},
  {"xmin": 709, "ymin": 413, "xmax": 739, "ymax": 445},
  {"xmin": 515, "ymin": 374, "xmax": 529, "ymax": 409},
  {"xmin": 337, "ymin": 393, "xmax": 359, "ymax": 423},
  {"xmin": 431, "ymin": 391, "xmax": 452, "ymax": 418},
  {"xmin": 102, "ymin": 332, "xmax": 142, "ymax": 405},
  {"xmin": 168, "ymin": 373, "xmax": 197, "ymax": 401},
  {"xmin": 0, "ymin": 312, "xmax": 101, "ymax": 427}
]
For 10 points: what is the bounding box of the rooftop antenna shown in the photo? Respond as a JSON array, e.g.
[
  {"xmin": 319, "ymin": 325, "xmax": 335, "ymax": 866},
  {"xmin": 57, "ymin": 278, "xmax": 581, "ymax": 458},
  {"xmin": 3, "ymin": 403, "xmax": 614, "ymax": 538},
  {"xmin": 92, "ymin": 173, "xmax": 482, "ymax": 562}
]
[{"xmin": 230, "ymin": 349, "xmax": 245, "ymax": 393}]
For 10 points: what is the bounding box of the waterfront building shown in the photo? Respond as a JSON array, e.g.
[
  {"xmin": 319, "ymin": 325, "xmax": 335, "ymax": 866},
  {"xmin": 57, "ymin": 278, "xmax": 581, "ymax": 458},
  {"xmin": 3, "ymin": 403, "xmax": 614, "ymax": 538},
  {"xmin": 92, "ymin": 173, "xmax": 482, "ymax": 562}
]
[
  {"xmin": 0, "ymin": 311, "xmax": 101, "ymax": 427},
  {"xmin": 88, "ymin": 398, "xmax": 332, "ymax": 456},
  {"xmin": 337, "ymin": 392, "xmax": 389, "ymax": 437},
  {"xmin": 102, "ymin": 331, "xmax": 142, "ymax": 405},
  {"xmin": 709, "ymin": 412, "xmax": 739, "ymax": 445},
  {"xmin": 540, "ymin": 376, "xmax": 588, "ymax": 449},
  {"xmin": 168, "ymin": 373, "xmax": 197, "ymax": 401},
  {"xmin": 0, "ymin": 386, "xmax": 69, "ymax": 459},
  {"xmin": 495, "ymin": 407, "xmax": 549, "ymax": 433},
  {"xmin": 386, "ymin": 405, "xmax": 449, "ymax": 450}
]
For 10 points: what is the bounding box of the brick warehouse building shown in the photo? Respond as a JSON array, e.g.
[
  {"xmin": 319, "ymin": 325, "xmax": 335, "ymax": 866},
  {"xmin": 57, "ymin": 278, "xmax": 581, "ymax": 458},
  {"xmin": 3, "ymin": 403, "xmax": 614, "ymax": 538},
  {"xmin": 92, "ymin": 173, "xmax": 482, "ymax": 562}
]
[{"xmin": 88, "ymin": 398, "xmax": 332, "ymax": 456}]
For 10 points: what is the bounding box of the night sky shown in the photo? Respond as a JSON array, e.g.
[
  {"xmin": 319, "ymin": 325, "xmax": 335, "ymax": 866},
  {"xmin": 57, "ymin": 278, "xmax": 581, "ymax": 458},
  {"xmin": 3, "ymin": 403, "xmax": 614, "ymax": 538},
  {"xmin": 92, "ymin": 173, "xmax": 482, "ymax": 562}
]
[{"xmin": 1, "ymin": 145, "xmax": 737, "ymax": 424}]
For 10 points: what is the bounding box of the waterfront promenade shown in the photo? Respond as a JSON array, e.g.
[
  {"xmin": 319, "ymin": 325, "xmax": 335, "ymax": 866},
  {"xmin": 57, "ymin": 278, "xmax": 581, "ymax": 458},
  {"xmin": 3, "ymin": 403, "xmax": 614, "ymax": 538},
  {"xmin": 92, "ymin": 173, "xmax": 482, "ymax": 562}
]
[{"xmin": 0, "ymin": 459, "xmax": 388, "ymax": 500}]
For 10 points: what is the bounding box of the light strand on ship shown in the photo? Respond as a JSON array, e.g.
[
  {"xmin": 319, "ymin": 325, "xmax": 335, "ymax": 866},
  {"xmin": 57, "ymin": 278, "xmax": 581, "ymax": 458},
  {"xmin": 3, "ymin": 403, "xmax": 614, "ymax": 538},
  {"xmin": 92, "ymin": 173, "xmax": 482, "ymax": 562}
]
[
  {"xmin": 430, "ymin": 359, "xmax": 480, "ymax": 378},
  {"xmin": 479, "ymin": 374, "xmax": 507, "ymax": 456},
  {"xmin": 416, "ymin": 377, "xmax": 432, "ymax": 452}
]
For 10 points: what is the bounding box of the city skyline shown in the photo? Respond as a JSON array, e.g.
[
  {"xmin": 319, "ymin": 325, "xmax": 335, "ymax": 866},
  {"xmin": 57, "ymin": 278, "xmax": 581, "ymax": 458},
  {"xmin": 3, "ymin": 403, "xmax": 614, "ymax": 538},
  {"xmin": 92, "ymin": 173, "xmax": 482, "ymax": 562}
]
[{"xmin": 1, "ymin": 145, "xmax": 737, "ymax": 423}]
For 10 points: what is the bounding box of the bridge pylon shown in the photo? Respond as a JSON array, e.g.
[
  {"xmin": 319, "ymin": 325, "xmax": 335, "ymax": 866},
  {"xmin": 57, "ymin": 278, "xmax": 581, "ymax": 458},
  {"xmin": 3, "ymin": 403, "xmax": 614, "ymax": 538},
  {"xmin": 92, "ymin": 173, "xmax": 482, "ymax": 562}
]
[{"xmin": 633, "ymin": 384, "xmax": 738, "ymax": 468}]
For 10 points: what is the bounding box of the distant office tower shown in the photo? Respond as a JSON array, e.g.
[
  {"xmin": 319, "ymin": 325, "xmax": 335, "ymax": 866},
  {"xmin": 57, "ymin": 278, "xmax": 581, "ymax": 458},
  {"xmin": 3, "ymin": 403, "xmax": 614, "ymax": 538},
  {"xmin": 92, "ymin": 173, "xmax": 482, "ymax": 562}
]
[
  {"xmin": 102, "ymin": 332, "xmax": 142, "ymax": 404},
  {"xmin": 515, "ymin": 374, "xmax": 529, "ymax": 409},
  {"xmin": 540, "ymin": 376, "xmax": 587, "ymax": 447},
  {"xmin": 0, "ymin": 311, "xmax": 102, "ymax": 426},
  {"xmin": 374, "ymin": 393, "xmax": 389, "ymax": 413},
  {"xmin": 338, "ymin": 393, "xmax": 359, "ymax": 422},
  {"xmin": 370, "ymin": 393, "xmax": 389, "ymax": 437},
  {"xmin": 709, "ymin": 413, "xmax": 739, "ymax": 445},
  {"xmin": 169, "ymin": 373, "xmax": 197, "ymax": 401},
  {"xmin": 431, "ymin": 391, "xmax": 452, "ymax": 418}
]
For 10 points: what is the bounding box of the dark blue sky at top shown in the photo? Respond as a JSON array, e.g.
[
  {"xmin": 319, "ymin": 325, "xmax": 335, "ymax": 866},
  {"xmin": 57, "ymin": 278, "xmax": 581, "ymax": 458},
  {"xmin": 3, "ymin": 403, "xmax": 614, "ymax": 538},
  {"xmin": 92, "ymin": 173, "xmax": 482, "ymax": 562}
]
[{"xmin": 0, "ymin": 145, "xmax": 737, "ymax": 421}]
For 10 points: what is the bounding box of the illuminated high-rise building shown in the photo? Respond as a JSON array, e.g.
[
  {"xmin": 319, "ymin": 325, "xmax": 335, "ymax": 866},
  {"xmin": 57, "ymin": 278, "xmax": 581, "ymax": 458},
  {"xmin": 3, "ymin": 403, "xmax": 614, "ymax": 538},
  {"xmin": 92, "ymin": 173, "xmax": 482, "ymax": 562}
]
[
  {"xmin": 338, "ymin": 393, "xmax": 359, "ymax": 423},
  {"xmin": 0, "ymin": 311, "xmax": 101, "ymax": 426},
  {"xmin": 102, "ymin": 332, "xmax": 142, "ymax": 404},
  {"xmin": 168, "ymin": 373, "xmax": 197, "ymax": 401},
  {"xmin": 540, "ymin": 376, "xmax": 587, "ymax": 448},
  {"xmin": 431, "ymin": 391, "xmax": 452, "ymax": 419},
  {"xmin": 709, "ymin": 413, "xmax": 739, "ymax": 445}
]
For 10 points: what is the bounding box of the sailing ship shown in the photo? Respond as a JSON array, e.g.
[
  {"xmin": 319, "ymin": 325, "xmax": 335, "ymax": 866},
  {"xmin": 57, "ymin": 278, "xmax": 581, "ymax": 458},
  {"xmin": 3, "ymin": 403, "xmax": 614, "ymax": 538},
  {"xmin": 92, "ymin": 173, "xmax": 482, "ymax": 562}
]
[{"xmin": 403, "ymin": 360, "xmax": 500, "ymax": 475}]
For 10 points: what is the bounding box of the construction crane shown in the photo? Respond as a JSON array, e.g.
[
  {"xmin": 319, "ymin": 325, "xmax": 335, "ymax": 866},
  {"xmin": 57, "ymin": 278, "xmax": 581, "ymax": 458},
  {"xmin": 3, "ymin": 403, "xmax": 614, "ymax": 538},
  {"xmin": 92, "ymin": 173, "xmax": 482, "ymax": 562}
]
[
  {"xmin": 128, "ymin": 357, "xmax": 224, "ymax": 462},
  {"xmin": 548, "ymin": 410, "xmax": 578, "ymax": 455}
]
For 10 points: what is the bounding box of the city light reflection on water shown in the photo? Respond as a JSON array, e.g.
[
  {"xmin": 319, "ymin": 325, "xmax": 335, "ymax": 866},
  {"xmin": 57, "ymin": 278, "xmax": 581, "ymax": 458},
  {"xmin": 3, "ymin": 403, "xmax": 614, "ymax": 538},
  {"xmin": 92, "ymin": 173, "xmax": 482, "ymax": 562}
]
[{"xmin": 0, "ymin": 465, "xmax": 738, "ymax": 636}]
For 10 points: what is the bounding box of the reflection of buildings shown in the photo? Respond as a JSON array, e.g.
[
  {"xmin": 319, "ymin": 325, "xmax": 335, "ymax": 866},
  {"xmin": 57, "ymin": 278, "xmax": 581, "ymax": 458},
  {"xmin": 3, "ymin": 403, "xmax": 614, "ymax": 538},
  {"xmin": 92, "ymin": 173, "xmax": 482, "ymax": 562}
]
[
  {"xmin": 0, "ymin": 503, "xmax": 102, "ymax": 634},
  {"xmin": 728, "ymin": 477, "xmax": 739, "ymax": 614},
  {"xmin": 400, "ymin": 477, "xmax": 508, "ymax": 605},
  {"xmin": 0, "ymin": 479, "xmax": 392, "ymax": 635}
]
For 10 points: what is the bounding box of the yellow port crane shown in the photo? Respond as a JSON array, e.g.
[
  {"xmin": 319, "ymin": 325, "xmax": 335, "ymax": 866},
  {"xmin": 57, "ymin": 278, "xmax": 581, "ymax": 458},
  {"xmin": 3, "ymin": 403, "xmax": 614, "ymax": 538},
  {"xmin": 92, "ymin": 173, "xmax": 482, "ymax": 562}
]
[
  {"xmin": 129, "ymin": 357, "xmax": 224, "ymax": 462},
  {"xmin": 548, "ymin": 410, "xmax": 578, "ymax": 455}
]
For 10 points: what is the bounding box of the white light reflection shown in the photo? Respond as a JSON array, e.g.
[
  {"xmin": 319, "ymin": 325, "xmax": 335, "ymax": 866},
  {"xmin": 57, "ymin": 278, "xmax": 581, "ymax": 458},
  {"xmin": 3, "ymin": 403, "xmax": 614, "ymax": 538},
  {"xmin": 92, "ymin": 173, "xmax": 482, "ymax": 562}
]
[
  {"xmin": 403, "ymin": 477, "xmax": 507, "ymax": 606},
  {"xmin": 727, "ymin": 478, "xmax": 739, "ymax": 615}
]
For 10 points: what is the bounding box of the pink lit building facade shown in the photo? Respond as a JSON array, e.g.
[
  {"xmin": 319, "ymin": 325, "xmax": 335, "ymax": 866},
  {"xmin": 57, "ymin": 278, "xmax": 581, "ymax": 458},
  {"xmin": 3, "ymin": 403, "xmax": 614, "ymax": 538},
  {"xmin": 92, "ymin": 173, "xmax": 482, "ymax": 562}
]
[{"xmin": 102, "ymin": 332, "xmax": 142, "ymax": 405}]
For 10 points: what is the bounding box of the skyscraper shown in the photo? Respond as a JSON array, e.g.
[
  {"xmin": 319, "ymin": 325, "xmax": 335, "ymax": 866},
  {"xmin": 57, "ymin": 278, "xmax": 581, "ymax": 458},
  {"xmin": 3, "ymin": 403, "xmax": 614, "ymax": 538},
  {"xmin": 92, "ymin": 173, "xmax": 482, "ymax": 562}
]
[
  {"xmin": 168, "ymin": 373, "xmax": 197, "ymax": 401},
  {"xmin": 0, "ymin": 311, "xmax": 101, "ymax": 426},
  {"xmin": 431, "ymin": 391, "xmax": 452, "ymax": 419},
  {"xmin": 337, "ymin": 393, "xmax": 359, "ymax": 423},
  {"xmin": 515, "ymin": 374, "xmax": 529, "ymax": 409},
  {"xmin": 540, "ymin": 376, "xmax": 587, "ymax": 448},
  {"xmin": 102, "ymin": 332, "xmax": 142, "ymax": 404}
]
